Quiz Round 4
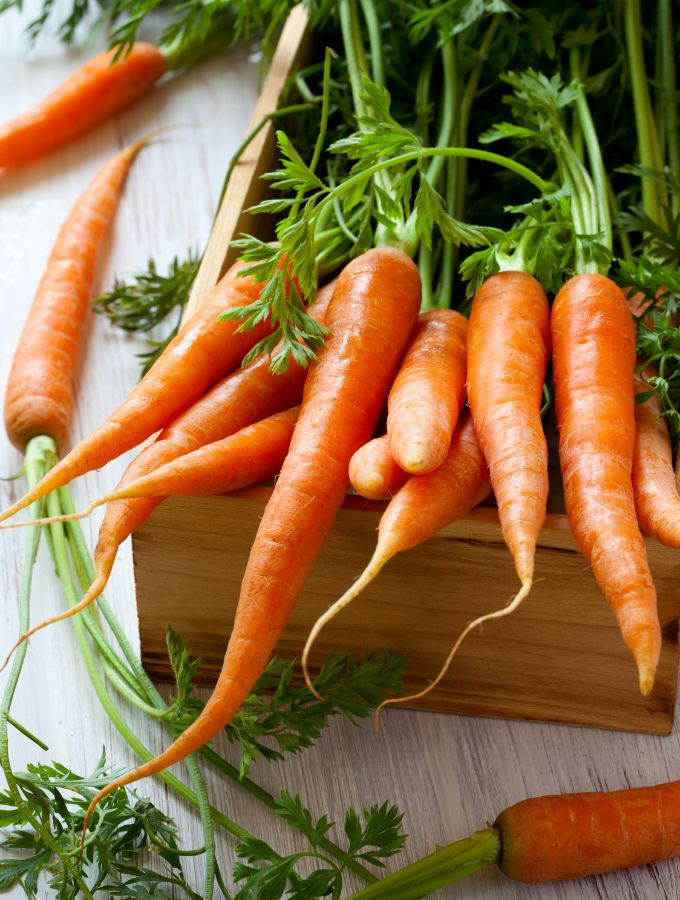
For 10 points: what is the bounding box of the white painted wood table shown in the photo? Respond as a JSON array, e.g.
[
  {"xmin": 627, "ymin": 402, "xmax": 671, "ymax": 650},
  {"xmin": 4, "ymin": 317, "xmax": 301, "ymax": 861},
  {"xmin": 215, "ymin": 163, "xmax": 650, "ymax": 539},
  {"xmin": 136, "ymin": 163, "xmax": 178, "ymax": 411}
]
[{"xmin": 1, "ymin": 10, "xmax": 679, "ymax": 899}]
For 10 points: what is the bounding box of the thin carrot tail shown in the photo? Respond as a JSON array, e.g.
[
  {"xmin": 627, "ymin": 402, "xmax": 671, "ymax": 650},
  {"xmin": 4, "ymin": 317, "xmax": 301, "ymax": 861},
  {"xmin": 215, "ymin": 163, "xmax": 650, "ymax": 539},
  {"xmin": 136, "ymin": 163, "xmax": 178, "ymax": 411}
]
[
  {"xmin": 0, "ymin": 460, "xmax": 77, "ymax": 523},
  {"xmin": 0, "ymin": 570, "xmax": 109, "ymax": 674},
  {"xmin": 622, "ymin": 621, "xmax": 660, "ymax": 696},
  {"xmin": 0, "ymin": 499, "xmax": 98, "ymax": 530},
  {"xmin": 302, "ymin": 546, "xmax": 393, "ymax": 700},
  {"xmin": 374, "ymin": 576, "xmax": 533, "ymax": 730}
]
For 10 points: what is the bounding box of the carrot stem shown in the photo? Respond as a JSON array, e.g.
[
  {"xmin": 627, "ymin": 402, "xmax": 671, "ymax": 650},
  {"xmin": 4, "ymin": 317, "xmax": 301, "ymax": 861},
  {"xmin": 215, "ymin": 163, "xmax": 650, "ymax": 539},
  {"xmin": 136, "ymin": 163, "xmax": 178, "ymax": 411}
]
[
  {"xmin": 659, "ymin": 0, "xmax": 679, "ymax": 215},
  {"xmin": 348, "ymin": 828, "xmax": 501, "ymax": 898},
  {"xmin": 7, "ymin": 715, "xmax": 49, "ymax": 751},
  {"xmin": 0, "ymin": 436, "xmax": 93, "ymax": 896}
]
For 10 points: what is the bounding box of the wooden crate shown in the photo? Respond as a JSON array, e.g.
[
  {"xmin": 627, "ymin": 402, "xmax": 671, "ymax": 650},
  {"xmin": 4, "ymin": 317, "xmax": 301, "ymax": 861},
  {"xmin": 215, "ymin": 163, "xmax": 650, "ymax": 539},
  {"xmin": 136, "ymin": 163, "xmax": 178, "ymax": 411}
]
[{"xmin": 132, "ymin": 5, "xmax": 680, "ymax": 734}]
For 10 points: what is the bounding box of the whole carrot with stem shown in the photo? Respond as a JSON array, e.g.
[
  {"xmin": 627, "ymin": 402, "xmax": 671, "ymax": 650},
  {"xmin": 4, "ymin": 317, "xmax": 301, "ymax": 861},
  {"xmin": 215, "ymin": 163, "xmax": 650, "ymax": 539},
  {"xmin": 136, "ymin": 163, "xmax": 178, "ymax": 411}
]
[
  {"xmin": 387, "ymin": 309, "xmax": 468, "ymax": 474},
  {"xmin": 552, "ymin": 274, "xmax": 660, "ymax": 693},
  {"xmin": 78, "ymin": 246, "xmax": 421, "ymax": 838},
  {"xmin": 303, "ymin": 413, "xmax": 491, "ymax": 696},
  {"xmin": 1, "ymin": 408, "xmax": 300, "ymax": 667},
  {"xmin": 632, "ymin": 372, "xmax": 680, "ymax": 546},
  {"xmin": 349, "ymin": 778, "xmax": 680, "ymax": 896},
  {"xmin": 0, "ymin": 46, "xmax": 167, "ymax": 170},
  {"xmin": 0, "ymin": 259, "xmax": 272, "ymax": 524},
  {"xmin": 349, "ymin": 435, "xmax": 409, "ymax": 500}
]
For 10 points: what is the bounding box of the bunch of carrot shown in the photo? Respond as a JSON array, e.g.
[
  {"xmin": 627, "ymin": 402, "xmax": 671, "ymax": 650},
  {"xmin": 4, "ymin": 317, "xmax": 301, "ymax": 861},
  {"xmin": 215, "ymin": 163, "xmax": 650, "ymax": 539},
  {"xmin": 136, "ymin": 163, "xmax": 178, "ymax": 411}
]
[{"xmin": 3, "ymin": 0, "xmax": 680, "ymax": 893}]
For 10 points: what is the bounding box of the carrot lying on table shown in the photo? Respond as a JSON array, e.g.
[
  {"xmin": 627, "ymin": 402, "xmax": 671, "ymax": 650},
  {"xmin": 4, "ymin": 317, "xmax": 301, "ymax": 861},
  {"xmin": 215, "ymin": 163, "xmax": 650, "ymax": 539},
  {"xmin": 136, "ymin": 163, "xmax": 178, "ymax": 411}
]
[
  {"xmin": 0, "ymin": 260, "xmax": 272, "ymax": 524},
  {"xmin": 0, "ymin": 46, "xmax": 167, "ymax": 169},
  {"xmin": 552, "ymin": 273, "xmax": 660, "ymax": 694},
  {"xmin": 632, "ymin": 371, "xmax": 680, "ymax": 547},
  {"xmin": 79, "ymin": 246, "xmax": 421, "ymax": 839},
  {"xmin": 4, "ymin": 137, "xmax": 150, "ymax": 453},
  {"xmin": 387, "ymin": 309, "xmax": 468, "ymax": 474},
  {"xmin": 350, "ymin": 778, "xmax": 680, "ymax": 895},
  {"xmin": 303, "ymin": 413, "xmax": 491, "ymax": 699},
  {"xmin": 349, "ymin": 435, "xmax": 409, "ymax": 500}
]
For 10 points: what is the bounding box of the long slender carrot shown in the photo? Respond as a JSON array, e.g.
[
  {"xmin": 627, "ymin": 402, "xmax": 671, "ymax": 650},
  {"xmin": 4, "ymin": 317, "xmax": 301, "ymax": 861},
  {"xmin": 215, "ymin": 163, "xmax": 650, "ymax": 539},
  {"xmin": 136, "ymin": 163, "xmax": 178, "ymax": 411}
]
[
  {"xmin": 467, "ymin": 270, "xmax": 550, "ymax": 604},
  {"xmin": 1, "ymin": 408, "xmax": 300, "ymax": 667},
  {"xmin": 632, "ymin": 371, "xmax": 680, "ymax": 546},
  {"xmin": 552, "ymin": 273, "xmax": 660, "ymax": 694},
  {"xmin": 80, "ymin": 246, "xmax": 421, "ymax": 834},
  {"xmin": 349, "ymin": 435, "xmax": 409, "ymax": 500},
  {"xmin": 388, "ymin": 309, "xmax": 468, "ymax": 474},
  {"xmin": 0, "ymin": 281, "xmax": 336, "ymax": 654},
  {"xmin": 4, "ymin": 137, "xmax": 150, "ymax": 452},
  {"xmin": 350, "ymin": 778, "xmax": 680, "ymax": 896},
  {"xmin": 0, "ymin": 260, "xmax": 273, "ymax": 524},
  {"xmin": 303, "ymin": 413, "xmax": 491, "ymax": 697},
  {"xmin": 0, "ymin": 45, "xmax": 167, "ymax": 169}
]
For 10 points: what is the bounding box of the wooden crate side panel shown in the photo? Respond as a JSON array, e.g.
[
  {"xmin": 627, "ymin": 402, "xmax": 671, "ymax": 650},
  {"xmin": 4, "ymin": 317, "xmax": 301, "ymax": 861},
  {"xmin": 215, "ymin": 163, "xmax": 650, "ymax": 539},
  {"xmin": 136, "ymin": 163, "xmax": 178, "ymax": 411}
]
[{"xmin": 133, "ymin": 495, "xmax": 680, "ymax": 735}]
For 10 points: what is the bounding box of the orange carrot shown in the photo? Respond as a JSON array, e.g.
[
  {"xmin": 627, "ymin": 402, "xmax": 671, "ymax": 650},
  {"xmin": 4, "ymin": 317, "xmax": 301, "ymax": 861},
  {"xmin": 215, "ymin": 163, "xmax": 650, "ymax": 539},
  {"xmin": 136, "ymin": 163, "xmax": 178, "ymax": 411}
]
[
  {"xmin": 4, "ymin": 138, "xmax": 149, "ymax": 452},
  {"xmin": 0, "ymin": 260, "xmax": 272, "ymax": 523},
  {"xmin": 0, "ymin": 280, "xmax": 337, "ymax": 652},
  {"xmin": 352, "ymin": 778, "xmax": 680, "ymax": 894},
  {"xmin": 388, "ymin": 309, "xmax": 468, "ymax": 473},
  {"xmin": 349, "ymin": 435, "xmax": 409, "ymax": 500},
  {"xmin": 0, "ymin": 45, "xmax": 167, "ymax": 169},
  {"xmin": 632, "ymin": 372, "xmax": 680, "ymax": 546},
  {"xmin": 80, "ymin": 246, "xmax": 421, "ymax": 832},
  {"xmin": 303, "ymin": 412, "xmax": 491, "ymax": 693},
  {"xmin": 467, "ymin": 271, "xmax": 550, "ymax": 602},
  {"xmin": 552, "ymin": 273, "xmax": 660, "ymax": 694},
  {"xmin": 1, "ymin": 408, "xmax": 299, "ymax": 666},
  {"xmin": 497, "ymin": 779, "xmax": 680, "ymax": 882}
]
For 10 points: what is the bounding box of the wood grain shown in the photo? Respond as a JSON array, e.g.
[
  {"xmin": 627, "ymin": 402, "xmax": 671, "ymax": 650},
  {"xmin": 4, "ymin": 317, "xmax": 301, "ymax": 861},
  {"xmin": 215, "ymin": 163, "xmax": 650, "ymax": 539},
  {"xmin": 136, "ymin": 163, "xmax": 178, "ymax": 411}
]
[{"xmin": 134, "ymin": 492, "xmax": 680, "ymax": 734}]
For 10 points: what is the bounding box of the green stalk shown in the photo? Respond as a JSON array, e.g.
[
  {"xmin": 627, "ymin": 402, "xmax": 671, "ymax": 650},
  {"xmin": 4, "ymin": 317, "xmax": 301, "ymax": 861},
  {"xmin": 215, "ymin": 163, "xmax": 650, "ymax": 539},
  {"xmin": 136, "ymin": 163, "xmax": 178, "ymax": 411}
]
[
  {"xmin": 659, "ymin": 0, "xmax": 679, "ymax": 215},
  {"xmin": 624, "ymin": 0, "xmax": 666, "ymax": 223},
  {"xmin": 348, "ymin": 828, "xmax": 501, "ymax": 898},
  {"xmin": 358, "ymin": 0, "xmax": 385, "ymax": 87},
  {"xmin": 569, "ymin": 48, "xmax": 613, "ymax": 253},
  {"xmin": 0, "ymin": 436, "xmax": 93, "ymax": 897},
  {"xmin": 46, "ymin": 493, "xmax": 222, "ymax": 896}
]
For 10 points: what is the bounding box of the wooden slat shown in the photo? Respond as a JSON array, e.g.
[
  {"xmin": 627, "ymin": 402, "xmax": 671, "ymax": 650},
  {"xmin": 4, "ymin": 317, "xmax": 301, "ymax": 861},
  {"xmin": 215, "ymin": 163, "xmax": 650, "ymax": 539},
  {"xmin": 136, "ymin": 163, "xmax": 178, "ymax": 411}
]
[
  {"xmin": 134, "ymin": 492, "xmax": 680, "ymax": 735},
  {"xmin": 182, "ymin": 5, "xmax": 312, "ymax": 321}
]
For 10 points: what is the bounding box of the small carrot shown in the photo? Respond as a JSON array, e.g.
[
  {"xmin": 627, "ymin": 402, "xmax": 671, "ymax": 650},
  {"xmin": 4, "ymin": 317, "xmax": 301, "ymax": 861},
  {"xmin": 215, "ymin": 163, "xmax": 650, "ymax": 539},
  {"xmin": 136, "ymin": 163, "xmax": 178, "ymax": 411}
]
[
  {"xmin": 0, "ymin": 45, "xmax": 167, "ymax": 169},
  {"xmin": 632, "ymin": 371, "xmax": 680, "ymax": 546},
  {"xmin": 303, "ymin": 413, "xmax": 491, "ymax": 697},
  {"xmin": 1, "ymin": 408, "xmax": 299, "ymax": 667},
  {"xmin": 387, "ymin": 309, "xmax": 468, "ymax": 474},
  {"xmin": 467, "ymin": 271, "xmax": 550, "ymax": 606},
  {"xmin": 349, "ymin": 435, "xmax": 409, "ymax": 500},
  {"xmin": 350, "ymin": 778, "xmax": 680, "ymax": 895},
  {"xmin": 0, "ymin": 260, "xmax": 273, "ymax": 524},
  {"xmin": 4, "ymin": 137, "xmax": 150, "ymax": 453},
  {"xmin": 552, "ymin": 273, "xmax": 660, "ymax": 694},
  {"xmin": 79, "ymin": 246, "xmax": 421, "ymax": 835}
]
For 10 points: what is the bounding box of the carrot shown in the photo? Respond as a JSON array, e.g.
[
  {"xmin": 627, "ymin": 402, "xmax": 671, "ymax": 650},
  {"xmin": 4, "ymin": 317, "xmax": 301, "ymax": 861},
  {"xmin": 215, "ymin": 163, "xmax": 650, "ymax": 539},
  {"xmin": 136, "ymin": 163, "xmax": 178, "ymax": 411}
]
[
  {"xmin": 632, "ymin": 372, "xmax": 680, "ymax": 546},
  {"xmin": 1, "ymin": 408, "xmax": 300, "ymax": 667},
  {"xmin": 0, "ymin": 280, "xmax": 337, "ymax": 658},
  {"xmin": 0, "ymin": 45, "xmax": 167, "ymax": 169},
  {"xmin": 388, "ymin": 309, "xmax": 468, "ymax": 473},
  {"xmin": 467, "ymin": 270, "xmax": 550, "ymax": 604},
  {"xmin": 79, "ymin": 246, "xmax": 421, "ymax": 835},
  {"xmin": 4, "ymin": 137, "xmax": 150, "ymax": 453},
  {"xmin": 303, "ymin": 413, "xmax": 491, "ymax": 698},
  {"xmin": 0, "ymin": 260, "xmax": 273, "ymax": 524},
  {"xmin": 349, "ymin": 435, "xmax": 409, "ymax": 500},
  {"xmin": 351, "ymin": 778, "xmax": 680, "ymax": 895},
  {"xmin": 552, "ymin": 272, "xmax": 660, "ymax": 694}
]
